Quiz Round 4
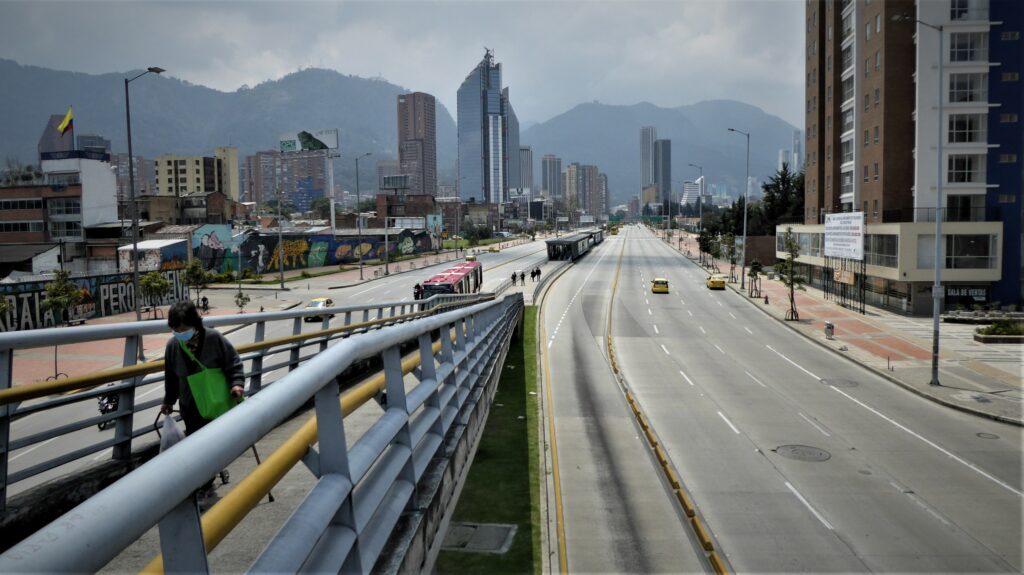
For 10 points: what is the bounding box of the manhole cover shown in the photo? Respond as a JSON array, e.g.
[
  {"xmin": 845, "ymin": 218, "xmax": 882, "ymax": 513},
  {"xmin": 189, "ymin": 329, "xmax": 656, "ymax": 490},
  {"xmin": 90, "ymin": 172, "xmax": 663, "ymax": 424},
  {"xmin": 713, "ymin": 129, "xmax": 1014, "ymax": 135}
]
[
  {"xmin": 821, "ymin": 378, "xmax": 859, "ymax": 388},
  {"xmin": 977, "ymin": 432, "xmax": 999, "ymax": 439},
  {"xmin": 775, "ymin": 445, "xmax": 832, "ymax": 462},
  {"xmin": 442, "ymin": 522, "xmax": 517, "ymax": 554}
]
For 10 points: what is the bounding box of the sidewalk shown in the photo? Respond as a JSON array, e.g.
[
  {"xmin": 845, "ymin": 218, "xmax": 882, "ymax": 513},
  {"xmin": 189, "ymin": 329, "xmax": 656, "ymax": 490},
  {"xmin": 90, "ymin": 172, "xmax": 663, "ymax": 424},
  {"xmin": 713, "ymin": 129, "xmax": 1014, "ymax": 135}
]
[
  {"xmin": 668, "ymin": 230, "xmax": 1023, "ymax": 426},
  {"xmin": 11, "ymin": 290, "xmax": 302, "ymax": 387}
]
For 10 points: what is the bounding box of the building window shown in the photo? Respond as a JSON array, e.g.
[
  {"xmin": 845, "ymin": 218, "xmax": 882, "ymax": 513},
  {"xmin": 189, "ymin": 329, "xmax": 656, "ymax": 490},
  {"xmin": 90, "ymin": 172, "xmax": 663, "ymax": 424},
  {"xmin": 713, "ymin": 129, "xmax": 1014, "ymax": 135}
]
[
  {"xmin": 876, "ymin": 14, "xmax": 881, "ymax": 33},
  {"xmin": 841, "ymin": 139, "xmax": 854, "ymax": 163},
  {"xmin": 1002, "ymin": 72, "xmax": 1020, "ymax": 82},
  {"xmin": 999, "ymin": 154, "xmax": 1018, "ymax": 163},
  {"xmin": 949, "ymin": 113, "xmax": 987, "ymax": 143},
  {"xmin": 874, "ymin": 88, "xmax": 880, "ymax": 107},
  {"xmin": 874, "ymin": 162, "xmax": 879, "ymax": 180},
  {"xmin": 947, "ymin": 154, "xmax": 984, "ymax": 183},
  {"xmin": 950, "ymin": 32, "xmax": 988, "ymax": 62},
  {"xmin": 950, "ymin": 73, "xmax": 988, "ymax": 102},
  {"xmin": 49, "ymin": 221, "xmax": 82, "ymax": 239},
  {"xmin": 864, "ymin": 130, "xmax": 870, "ymax": 146},
  {"xmin": 1000, "ymin": 113, "xmax": 1019, "ymax": 123},
  {"xmin": 841, "ymin": 108, "xmax": 854, "ymax": 132},
  {"xmin": 841, "ymin": 46, "xmax": 853, "ymax": 72},
  {"xmin": 0, "ymin": 199, "xmax": 43, "ymax": 210},
  {"xmin": 1002, "ymin": 31, "xmax": 1020, "ymax": 41},
  {"xmin": 827, "ymin": 145, "xmax": 832, "ymax": 160},
  {"xmin": 951, "ymin": 0, "xmax": 969, "ymax": 20},
  {"xmin": 842, "ymin": 76, "xmax": 854, "ymax": 101},
  {"xmin": 0, "ymin": 221, "xmax": 45, "ymax": 233},
  {"xmin": 863, "ymin": 165, "xmax": 869, "ymax": 182},
  {"xmin": 866, "ymin": 23, "xmax": 872, "ymax": 40},
  {"xmin": 875, "ymin": 51, "xmax": 881, "ymax": 70},
  {"xmin": 874, "ymin": 126, "xmax": 880, "ymax": 143},
  {"xmin": 864, "ymin": 58, "xmax": 870, "ymax": 76},
  {"xmin": 946, "ymin": 234, "xmax": 995, "ymax": 269},
  {"xmin": 864, "ymin": 94, "xmax": 870, "ymax": 111},
  {"xmin": 47, "ymin": 198, "xmax": 82, "ymax": 215}
]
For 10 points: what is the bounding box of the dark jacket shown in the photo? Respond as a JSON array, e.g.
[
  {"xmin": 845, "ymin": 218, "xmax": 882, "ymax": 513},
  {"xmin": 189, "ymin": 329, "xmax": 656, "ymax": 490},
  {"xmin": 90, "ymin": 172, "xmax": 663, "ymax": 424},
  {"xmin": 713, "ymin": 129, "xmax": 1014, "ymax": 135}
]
[{"xmin": 163, "ymin": 326, "xmax": 244, "ymax": 431}]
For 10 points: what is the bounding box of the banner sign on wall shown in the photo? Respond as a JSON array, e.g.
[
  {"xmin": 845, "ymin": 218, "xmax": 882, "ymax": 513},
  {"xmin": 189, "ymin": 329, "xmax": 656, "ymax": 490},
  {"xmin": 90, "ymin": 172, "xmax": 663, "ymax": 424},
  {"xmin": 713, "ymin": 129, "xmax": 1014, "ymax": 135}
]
[
  {"xmin": 824, "ymin": 212, "xmax": 865, "ymax": 260},
  {"xmin": 279, "ymin": 128, "xmax": 339, "ymax": 152}
]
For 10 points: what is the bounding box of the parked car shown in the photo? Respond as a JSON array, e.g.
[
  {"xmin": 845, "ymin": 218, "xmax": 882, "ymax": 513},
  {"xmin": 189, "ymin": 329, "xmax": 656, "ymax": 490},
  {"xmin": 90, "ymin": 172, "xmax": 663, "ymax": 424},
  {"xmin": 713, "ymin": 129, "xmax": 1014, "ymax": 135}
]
[{"xmin": 304, "ymin": 297, "xmax": 335, "ymax": 321}]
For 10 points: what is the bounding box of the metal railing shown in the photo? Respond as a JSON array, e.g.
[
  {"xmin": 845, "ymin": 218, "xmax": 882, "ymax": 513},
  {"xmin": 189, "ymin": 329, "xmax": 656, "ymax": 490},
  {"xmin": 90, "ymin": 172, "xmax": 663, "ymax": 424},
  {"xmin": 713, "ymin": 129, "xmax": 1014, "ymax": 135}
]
[
  {"xmin": 0, "ymin": 294, "xmax": 522, "ymax": 573},
  {"xmin": 0, "ymin": 293, "xmax": 491, "ymax": 509}
]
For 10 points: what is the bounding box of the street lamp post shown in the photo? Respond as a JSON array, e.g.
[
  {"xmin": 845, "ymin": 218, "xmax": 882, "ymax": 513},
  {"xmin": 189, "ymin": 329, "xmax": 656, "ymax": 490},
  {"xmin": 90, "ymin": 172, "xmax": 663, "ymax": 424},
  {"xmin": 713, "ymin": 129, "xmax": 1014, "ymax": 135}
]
[
  {"xmin": 728, "ymin": 128, "xmax": 750, "ymax": 289},
  {"xmin": 894, "ymin": 13, "xmax": 944, "ymax": 386},
  {"xmin": 276, "ymin": 188, "xmax": 285, "ymax": 289},
  {"xmin": 689, "ymin": 162, "xmax": 704, "ymax": 237},
  {"xmin": 354, "ymin": 152, "xmax": 371, "ymax": 280},
  {"xmin": 124, "ymin": 66, "xmax": 164, "ymax": 324}
]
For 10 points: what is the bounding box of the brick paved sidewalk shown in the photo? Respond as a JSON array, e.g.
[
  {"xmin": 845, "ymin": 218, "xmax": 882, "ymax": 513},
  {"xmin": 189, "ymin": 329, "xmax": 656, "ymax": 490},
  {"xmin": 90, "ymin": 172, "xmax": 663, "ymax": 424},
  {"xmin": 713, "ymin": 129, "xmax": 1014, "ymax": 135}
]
[{"xmin": 667, "ymin": 230, "xmax": 1022, "ymax": 425}]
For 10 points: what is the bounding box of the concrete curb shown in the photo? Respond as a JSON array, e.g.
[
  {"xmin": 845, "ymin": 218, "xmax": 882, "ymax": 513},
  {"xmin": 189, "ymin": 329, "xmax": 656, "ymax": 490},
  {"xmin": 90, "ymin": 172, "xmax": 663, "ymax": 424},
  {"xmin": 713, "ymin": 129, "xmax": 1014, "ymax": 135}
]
[{"xmin": 675, "ymin": 243, "xmax": 1024, "ymax": 427}]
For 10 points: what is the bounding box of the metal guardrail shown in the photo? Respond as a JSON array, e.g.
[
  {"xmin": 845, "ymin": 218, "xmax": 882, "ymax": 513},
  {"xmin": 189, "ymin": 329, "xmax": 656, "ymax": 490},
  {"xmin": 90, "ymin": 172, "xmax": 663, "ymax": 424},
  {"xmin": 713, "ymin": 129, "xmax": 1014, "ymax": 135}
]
[
  {"xmin": 0, "ymin": 294, "xmax": 523, "ymax": 573},
  {"xmin": 0, "ymin": 293, "xmax": 491, "ymax": 509}
]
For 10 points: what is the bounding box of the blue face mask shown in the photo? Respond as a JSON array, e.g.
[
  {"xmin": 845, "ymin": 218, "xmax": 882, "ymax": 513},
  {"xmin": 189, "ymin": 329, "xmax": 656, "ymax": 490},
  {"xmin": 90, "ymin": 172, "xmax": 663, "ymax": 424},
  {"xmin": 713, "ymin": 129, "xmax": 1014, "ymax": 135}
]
[{"xmin": 174, "ymin": 328, "xmax": 195, "ymax": 342}]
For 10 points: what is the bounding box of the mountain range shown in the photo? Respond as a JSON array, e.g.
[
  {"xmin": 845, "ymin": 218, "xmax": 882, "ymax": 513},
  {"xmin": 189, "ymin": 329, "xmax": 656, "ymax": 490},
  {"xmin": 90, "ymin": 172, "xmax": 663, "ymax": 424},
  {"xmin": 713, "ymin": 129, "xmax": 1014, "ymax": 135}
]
[{"xmin": 0, "ymin": 59, "xmax": 800, "ymax": 208}]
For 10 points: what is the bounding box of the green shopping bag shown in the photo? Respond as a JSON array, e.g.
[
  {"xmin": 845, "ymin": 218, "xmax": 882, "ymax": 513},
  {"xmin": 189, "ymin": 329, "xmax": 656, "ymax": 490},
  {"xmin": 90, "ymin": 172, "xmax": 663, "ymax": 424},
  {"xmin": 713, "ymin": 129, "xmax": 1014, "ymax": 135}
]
[{"xmin": 178, "ymin": 340, "xmax": 235, "ymax": 420}]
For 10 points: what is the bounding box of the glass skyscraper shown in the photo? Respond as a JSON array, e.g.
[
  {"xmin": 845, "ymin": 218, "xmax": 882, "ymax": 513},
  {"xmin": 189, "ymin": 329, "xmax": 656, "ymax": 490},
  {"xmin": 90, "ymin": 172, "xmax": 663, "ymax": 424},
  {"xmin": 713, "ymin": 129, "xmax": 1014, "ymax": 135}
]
[{"xmin": 457, "ymin": 50, "xmax": 518, "ymax": 205}]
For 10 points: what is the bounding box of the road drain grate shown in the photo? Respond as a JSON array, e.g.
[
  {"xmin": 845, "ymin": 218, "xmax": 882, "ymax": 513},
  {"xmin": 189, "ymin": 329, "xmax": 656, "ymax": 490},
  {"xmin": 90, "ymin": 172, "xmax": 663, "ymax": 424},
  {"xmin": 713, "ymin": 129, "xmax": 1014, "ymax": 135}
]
[
  {"xmin": 775, "ymin": 444, "xmax": 832, "ymax": 462},
  {"xmin": 442, "ymin": 522, "xmax": 518, "ymax": 554}
]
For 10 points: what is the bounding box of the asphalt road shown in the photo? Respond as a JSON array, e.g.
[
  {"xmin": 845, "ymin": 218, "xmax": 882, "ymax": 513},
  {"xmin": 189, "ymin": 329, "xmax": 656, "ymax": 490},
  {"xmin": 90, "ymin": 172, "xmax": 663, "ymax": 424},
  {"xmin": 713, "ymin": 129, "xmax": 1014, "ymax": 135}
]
[
  {"xmin": 606, "ymin": 224, "xmax": 1021, "ymax": 572},
  {"xmin": 6, "ymin": 240, "xmax": 550, "ymax": 497}
]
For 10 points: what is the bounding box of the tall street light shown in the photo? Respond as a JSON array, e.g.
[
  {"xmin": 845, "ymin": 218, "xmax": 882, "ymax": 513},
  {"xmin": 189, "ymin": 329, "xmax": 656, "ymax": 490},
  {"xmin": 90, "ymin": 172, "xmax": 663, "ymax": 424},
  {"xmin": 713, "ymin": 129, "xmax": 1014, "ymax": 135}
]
[
  {"xmin": 894, "ymin": 12, "xmax": 944, "ymax": 386},
  {"xmin": 354, "ymin": 152, "xmax": 371, "ymax": 280},
  {"xmin": 688, "ymin": 162, "xmax": 704, "ymax": 235},
  {"xmin": 727, "ymin": 128, "xmax": 750, "ymax": 289},
  {"xmin": 124, "ymin": 66, "xmax": 164, "ymax": 324}
]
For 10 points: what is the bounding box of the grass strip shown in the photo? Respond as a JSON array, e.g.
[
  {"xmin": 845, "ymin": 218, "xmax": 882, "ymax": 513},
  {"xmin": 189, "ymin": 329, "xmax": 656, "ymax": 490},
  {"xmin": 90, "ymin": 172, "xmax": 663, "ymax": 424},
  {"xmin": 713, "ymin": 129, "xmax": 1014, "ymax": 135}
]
[{"xmin": 436, "ymin": 306, "xmax": 540, "ymax": 574}]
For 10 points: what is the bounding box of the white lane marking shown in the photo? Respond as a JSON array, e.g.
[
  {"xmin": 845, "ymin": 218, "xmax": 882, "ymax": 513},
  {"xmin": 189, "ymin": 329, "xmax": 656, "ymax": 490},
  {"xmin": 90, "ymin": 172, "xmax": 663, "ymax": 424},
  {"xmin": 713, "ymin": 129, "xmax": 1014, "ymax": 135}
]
[
  {"xmin": 680, "ymin": 299, "xmax": 685, "ymax": 305},
  {"xmin": 547, "ymin": 341, "xmax": 553, "ymax": 349},
  {"xmin": 138, "ymin": 386, "xmax": 163, "ymax": 400},
  {"xmin": 679, "ymin": 370, "xmax": 696, "ymax": 386},
  {"xmin": 728, "ymin": 312, "xmax": 737, "ymax": 320},
  {"xmin": 92, "ymin": 448, "xmax": 112, "ymax": 462},
  {"xmin": 9, "ymin": 437, "xmax": 57, "ymax": 461},
  {"xmin": 766, "ymin": 345, "xmax": 821, "ymax": 380},
  {"xmin": 699, "ymin": 326, "xmax": 706, "ymax": 335},
  {"xmin": 366, "ymin": 297, "xmax": 375, "ymax": 303},
  {"xmin": 744, "ymin": 371, "xmax": 767, "ymax": 387},
  {"xmin": 653, "ymin": 324, "xmax": 659, "ymax": 334},
  {"xmin": 713, "ymin": 344, "xmax": 725, "ymax": 355},
  {"xmin": 352, "ymin": 286, "xmax": 376, "ymax": 296},
  {"xmin": 716, "ymin": 300, "xmax": 723, "ymax": 307},
  {"xmin": 744, "ymin": 327, "xmax": 753, "ymax": 335},
  {"xmin": 648, "ymin": 308, "xmax": 652, "ymax": 316},
  {"xmin": 832, "ymin": 386, "xmax": 1023, "ymax": 497},
  {"xmin": 717, "ymin": 411, "xmax": 740, "ymax": 434},
  {"xmin": 687, "ymin": 310, "xmax": 693, "ymax": 317},
  {"xmin": 786, "ymin": 481, "xmax": 834, "ymax": 530},
  {"xmin": 660, "ymin": 344, "xmax": 670, "ymax": 355},
  {"xmin": 798, "ymin": 412, "xmax": 831, "ymax": 437},
  {"xmin": 889, "ymin": 481, "xmax": 952, "ymax": 527},
  {"xmin": 645, "ymin": 299, "xmax": 649, "ymax": 305}
]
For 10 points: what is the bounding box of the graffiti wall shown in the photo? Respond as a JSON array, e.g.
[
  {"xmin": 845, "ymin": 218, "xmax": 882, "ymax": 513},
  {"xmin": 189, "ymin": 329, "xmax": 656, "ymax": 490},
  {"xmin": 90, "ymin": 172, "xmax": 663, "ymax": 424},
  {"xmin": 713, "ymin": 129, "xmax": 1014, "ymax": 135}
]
[
  {"xmin": 193, "ymin": 224, "xmax": 238, "ymax": 273},
  {"xmin": 235, "ymin": 231, "xmax": 432, "ymax": 274},
  {"xmin": 0, "ymin": 269, "xmax": 188, "ymax": 332}
]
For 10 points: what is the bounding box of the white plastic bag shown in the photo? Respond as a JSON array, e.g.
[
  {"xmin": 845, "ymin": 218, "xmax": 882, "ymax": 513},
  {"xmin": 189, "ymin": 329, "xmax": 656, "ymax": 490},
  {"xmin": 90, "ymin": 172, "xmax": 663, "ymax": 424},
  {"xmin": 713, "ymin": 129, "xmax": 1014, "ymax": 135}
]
[{"xmin": 160, "ymin": 416, "xmax": 185, "ymax": 452}]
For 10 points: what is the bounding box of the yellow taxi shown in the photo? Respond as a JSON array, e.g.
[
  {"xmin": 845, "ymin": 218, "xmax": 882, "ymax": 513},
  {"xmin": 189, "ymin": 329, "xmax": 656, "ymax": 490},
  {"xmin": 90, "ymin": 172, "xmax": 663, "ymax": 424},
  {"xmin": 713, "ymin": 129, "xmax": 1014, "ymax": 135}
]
[
  {"xmin": 465, "ymin": 254, "xmax": 477, "ymax": 261},
  {"xmin": 706, "ymin": 274, "xmax": 727, "ymax": 290},
  {"xmin": 651, "ymin": 278, "xmax": 670, "ymax": 294},
  {"xmin": 304, "ymin": 297, "xmax": 335, "ymax": 322}
]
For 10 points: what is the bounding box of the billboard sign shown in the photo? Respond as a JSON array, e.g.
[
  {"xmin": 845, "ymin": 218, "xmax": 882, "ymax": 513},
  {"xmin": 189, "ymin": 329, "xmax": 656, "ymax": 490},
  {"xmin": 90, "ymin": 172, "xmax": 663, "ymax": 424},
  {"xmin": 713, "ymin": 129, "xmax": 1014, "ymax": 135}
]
[
  {"xmin": 279, "ymin": 128, "xmax": 339, "ymax": 152},
  {"xmin": 824, "ymin": 212, "xmax": 864, "ymax": 260},
  {"xmin": 390, "ymin": 217, "xmax": 426, "ymax": 230}
]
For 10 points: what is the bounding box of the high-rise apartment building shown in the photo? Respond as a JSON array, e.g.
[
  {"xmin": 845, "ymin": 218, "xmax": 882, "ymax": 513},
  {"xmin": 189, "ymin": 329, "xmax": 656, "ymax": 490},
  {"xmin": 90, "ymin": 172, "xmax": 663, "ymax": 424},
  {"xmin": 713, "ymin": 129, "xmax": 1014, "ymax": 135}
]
[
  {"xmin": 397, "ymin": 92, "xmax": 437, "ymax": 196},
  {"xmin": 542, "ymin": 154, "xmax": 562, "ymax": 199},
  {"xmin": 457, "ymin": 50, "xmax": 517, "ymax": 205},
  {"xmin": 640, "ymin": 126, "xmax": 657, "ymax": 192},
  {"xmin": 241, "ymin": 149, "xmax": 326, "ymax": 212},
  {"xmin": 519, "ymin": 146, "xmax": 534, "ymax": 198},
  {"xmin": 654, "ymin": 139, "xmax": 672, "ymax": 205},
  {"xmin": 155, "ymin": 147, "xmax": 239, "ymax": 202},
  {"xmin": 791, "ymin": 0, "xmax": 1019, "ymax": 314}
]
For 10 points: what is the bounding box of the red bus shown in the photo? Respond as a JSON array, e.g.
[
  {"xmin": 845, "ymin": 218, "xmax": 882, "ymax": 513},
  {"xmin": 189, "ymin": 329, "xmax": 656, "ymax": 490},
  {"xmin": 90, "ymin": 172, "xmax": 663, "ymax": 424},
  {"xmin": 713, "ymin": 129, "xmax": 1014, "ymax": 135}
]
[{"xmin": 420, "ymin": 261, "xmax": 483, "ymax": 298}]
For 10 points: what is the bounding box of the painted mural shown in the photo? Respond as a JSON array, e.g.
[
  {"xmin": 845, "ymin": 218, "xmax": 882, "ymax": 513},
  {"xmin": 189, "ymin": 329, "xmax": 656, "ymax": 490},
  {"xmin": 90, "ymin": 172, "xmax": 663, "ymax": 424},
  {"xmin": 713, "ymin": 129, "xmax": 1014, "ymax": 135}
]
[
  {"xmin": 0, "ymin": 269, "xmax": 189, "ymax": 332},
  {"xmin": 232, "ymin": 231, "xmax": 432, "ymax": 274},
  {"xmin": 193, "ymin": 224, "xmax": 236, "ymax": 272}
]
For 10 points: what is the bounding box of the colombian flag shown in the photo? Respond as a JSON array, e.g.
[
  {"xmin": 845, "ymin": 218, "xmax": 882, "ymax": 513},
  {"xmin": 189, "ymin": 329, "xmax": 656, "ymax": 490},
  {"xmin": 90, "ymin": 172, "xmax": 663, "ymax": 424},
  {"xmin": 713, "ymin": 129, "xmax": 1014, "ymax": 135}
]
[{"xmin": 57, "ymin": 106, "xmax": 74, "ymax": 135}]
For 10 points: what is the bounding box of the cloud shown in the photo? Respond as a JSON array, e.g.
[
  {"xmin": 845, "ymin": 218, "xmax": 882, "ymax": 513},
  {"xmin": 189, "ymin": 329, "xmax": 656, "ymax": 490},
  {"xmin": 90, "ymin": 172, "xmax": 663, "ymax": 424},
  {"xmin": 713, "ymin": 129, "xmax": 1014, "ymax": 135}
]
[{"xmin": 0, "ymin": 0, "xmax": 805, "ymax": 126}]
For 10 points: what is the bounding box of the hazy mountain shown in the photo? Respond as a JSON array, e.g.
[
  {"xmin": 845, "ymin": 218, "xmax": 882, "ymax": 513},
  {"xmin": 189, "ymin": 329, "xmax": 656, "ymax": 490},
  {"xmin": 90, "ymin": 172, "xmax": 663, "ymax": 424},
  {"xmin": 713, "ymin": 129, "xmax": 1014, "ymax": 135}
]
[
  {"xmin": 0, "ymin": 59, "xmax": 457, "ymax": 192},
  {"xmin": 522, "ymin": 100, "xmax": 801, "ymax": 207}
]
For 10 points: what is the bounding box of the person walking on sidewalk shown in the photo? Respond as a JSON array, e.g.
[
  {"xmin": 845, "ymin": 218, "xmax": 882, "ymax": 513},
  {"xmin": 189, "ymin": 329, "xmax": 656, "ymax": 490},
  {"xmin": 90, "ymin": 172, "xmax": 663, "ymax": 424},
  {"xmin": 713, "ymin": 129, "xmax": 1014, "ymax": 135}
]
[
  {"xmin": 161, "ymin": 301, "xmax": 245, "ymax": 503},
  {"xmin": 520, "ymin": 271, "xmax": 526, "ymax": 285},
  {"xmin": 413, "ymin": 283, "xmax": 423, "ymax": 300},
  {"xmin": 511, "ymin": 272, "xmax": 517, "ymax": 286}
]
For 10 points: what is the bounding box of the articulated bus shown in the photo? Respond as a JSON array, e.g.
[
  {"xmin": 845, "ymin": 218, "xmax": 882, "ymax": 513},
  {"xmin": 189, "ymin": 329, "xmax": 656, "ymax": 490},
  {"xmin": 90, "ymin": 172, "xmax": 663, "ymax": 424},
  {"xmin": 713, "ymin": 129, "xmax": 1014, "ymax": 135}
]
[{"xmin": 420, "ymin": 260, "xmax": 484, "ymax": 298}]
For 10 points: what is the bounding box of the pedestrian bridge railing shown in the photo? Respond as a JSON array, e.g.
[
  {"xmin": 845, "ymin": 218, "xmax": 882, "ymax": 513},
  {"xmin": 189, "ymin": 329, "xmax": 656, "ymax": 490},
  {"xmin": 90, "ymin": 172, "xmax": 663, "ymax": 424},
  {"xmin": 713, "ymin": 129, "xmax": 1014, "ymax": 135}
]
[
  {"xmin": 0, "ymin": 293, "xmax": 492, "ymax": 510},
  {"xmin": 0, "ymin": 293, "xmax": 522, "ymax": 573}
]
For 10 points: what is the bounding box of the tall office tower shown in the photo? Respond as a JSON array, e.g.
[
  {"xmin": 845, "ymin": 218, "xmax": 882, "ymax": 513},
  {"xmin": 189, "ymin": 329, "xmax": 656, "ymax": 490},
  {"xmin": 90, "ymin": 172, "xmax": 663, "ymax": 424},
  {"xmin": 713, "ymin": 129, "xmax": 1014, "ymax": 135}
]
[
  {"xmin": 542, "ymin": 154, "xmax": 562, "ymax": 199},
  {"xmin": 76, "ymin": 134, "xmax": 111, "ymax": 155},
  {"xmin": 241, "ymin": 150, "xmax": 326, "ymax": 211},
  {"xmin": 792, "ymin": 130, "xmax": 803, "ymax": 173},
  {"xmin": 779, "ymin": 149, "xmax": 792, "ymax": 171},
  {"xmin": 653, "ymin": 139, "xmax": 672, "ymax": 204},
  {"xmin": 457, "ymin": 49, "xmax": 514, "ymax": 204},
  {"xmin": 805, "ymin": 0, "xmax": 915, "ymax": 225},
  {"xmin": 580, "ymin": 164, "xmax": 601, "ymax": 215},
  {"xmin": 640, "ymin": 126, "xmax": 657, "ymax": 192},
  {"xmin": 681, "ymin": 181, "xmax": 702, "ymax": 206},
  {"xmin": 243, "ymin": 150, "xmax": 278, "ymax": 205},
  {"xmin": 564, "ymin": 163, "xmax": 581, "ymax": 211},
  {"xmin": 503, "ymin": 88, "xmax": 520, "ymax": 197},
  {"xmin": 397, "ymin": 92, "xmax": 437, "ymax": 196},
  {"xmin": 596, "ymin": 172, "xmax": 609, "ymax": 218},
  {"xmin": 519, "ymin": 146, "xmax": 534, "ymax": 198}
]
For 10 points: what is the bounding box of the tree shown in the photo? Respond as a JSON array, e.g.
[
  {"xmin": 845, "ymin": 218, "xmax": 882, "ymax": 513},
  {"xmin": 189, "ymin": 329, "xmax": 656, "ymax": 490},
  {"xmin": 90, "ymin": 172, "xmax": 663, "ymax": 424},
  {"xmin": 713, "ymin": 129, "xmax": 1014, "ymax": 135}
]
[
  {"xmin": 310, "ymin": 197, "xmax": 332, "ymax": 220},
  {"xmin": 183, "ymin": 258, "xmax": 213, "ymax": 304},
  {"xmin": 723, "ymin": 233, "xmax": 737, "ymax": 282},
  {"xmin": 139, "ymin": 272, "xmax": 172, "ymax": 319},
  {"xmin": 262, "ymin": 198, "xmax": 294, "ymax": 218},
  {"xmin": 761, "ymin": 163, "xmax": 805, "ymax": 232},
  {"xmin": 40, "ymin": 270, "xmax": 83, "ymax": 326},
  {"xmin": 777, "ymin": 227, "xmax": 806, "ymax": 320},
  {"xmin": 234, "ymin": 290, "xmax": 251, "ymax": 313}
]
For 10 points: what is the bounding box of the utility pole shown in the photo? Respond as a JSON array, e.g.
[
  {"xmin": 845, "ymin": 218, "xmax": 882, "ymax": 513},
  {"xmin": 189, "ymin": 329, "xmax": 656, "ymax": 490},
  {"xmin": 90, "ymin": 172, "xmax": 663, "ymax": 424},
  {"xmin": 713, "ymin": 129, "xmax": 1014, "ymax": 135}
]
[
  {"xmin": 277, "ymin": 188, "xmax": 285, "ymax": 289},
  {"xmin": 354, "ymin": 152, "xmax": 371, "ymax": 280}
]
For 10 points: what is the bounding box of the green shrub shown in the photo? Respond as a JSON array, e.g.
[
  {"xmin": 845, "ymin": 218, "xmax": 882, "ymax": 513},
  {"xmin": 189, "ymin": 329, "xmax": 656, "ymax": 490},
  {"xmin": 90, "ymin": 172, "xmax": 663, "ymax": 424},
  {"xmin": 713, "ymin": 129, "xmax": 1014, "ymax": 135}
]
[
  {"xmin": 977, "ymin": 321, "xmax": 1024, "ymax": 336},
  {"xmin": 300, "ymin": 270, "xmax": 312, "ymax": 279}
]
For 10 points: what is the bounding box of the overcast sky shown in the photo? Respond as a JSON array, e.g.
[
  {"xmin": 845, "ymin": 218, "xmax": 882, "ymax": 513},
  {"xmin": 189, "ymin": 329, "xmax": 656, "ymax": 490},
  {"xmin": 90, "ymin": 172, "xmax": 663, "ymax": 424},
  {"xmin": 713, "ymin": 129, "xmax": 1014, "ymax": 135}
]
[{"xmin": 0, "ymin": 0, "xmax": 806, "ymax": 127}]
